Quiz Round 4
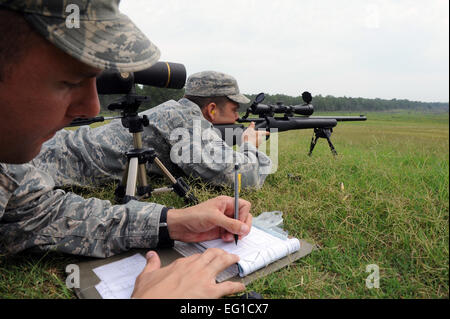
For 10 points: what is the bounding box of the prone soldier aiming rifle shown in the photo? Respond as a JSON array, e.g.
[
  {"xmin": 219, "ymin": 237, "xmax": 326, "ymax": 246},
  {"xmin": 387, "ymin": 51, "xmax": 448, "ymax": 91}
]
[{"xmin": 213, "ymin": 91, "xmax": 367, "ymax": 156}]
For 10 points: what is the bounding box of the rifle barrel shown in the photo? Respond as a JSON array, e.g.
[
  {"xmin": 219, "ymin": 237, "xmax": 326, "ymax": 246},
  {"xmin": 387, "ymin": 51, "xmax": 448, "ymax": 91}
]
[
  {"xmin": 237, "ymin": 117, "xmax": 338, "ymax": 131},
  {"xmin": 66, "ymin": 116, "xmax": 122, "ymax": 127},
  {"xmin": 237, "ymin": 118, "xmax": 266, "ymax": 124},
  {"xmin": 308, "ymin": 115, "xmax": 367, "ymax": 122},
  {"xmin": 263, "ymin": 117, "xmax": 337, "ymax": 132}
]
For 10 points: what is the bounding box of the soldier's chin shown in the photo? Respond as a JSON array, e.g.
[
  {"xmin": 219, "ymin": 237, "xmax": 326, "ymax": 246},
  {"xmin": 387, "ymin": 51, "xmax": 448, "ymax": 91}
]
[
  {"xmin": 0, "ymin": 140, "xmax": 43, "ymax": 163},
  {"xmin": 13, "ymin": 145, "xmax": 43, "ymax": 164}
]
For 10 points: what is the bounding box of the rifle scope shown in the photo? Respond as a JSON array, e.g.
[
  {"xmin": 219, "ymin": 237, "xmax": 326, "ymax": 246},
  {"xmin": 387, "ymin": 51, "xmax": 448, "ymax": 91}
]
[
  {"xmin": 96, "ymin": 61, "xmax": 186, "ymax": 94},
  {"xmin": 250, "ymin": 102, "xmax": 314, "ymax": 116},
  {"xmin": 246, "ymin": 91, "xmax": 314, "ymax": 117}
]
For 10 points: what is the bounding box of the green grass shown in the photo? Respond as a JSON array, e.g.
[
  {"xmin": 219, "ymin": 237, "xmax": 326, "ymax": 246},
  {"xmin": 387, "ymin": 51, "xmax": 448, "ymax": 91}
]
[{"xmin": 1, "ymin": 111, "xmax": 448, "ymax": 299}]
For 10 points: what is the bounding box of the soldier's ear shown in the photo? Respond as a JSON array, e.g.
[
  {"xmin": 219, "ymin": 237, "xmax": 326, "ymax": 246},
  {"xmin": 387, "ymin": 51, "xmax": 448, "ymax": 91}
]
[
  {"xmin": 201, "ymin": 102, "xmax": 216, "ymax": 122},
  {"xmin": 205, "ymin": 103, "xmax": 217, "ymax": 121}
]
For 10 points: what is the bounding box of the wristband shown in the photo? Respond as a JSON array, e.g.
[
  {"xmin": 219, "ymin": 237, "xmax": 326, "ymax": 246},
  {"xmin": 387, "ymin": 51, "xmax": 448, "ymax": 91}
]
[{"xmin": 157, "ymin": 207, "xmax": 174, "ymax": 248}]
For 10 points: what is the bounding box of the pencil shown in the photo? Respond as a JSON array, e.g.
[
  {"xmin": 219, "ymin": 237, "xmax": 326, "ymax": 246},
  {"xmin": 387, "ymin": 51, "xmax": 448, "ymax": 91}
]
[{"xmin": 234, "ymin": 164, "xmax": 240, "ymax": 245}]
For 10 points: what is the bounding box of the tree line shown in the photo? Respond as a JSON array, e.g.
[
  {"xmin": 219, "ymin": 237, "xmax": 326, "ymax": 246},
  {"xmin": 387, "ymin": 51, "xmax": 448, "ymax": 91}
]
[{"xmin": 99, "ymin": 85, "xmax": 449, "ymax": 114}]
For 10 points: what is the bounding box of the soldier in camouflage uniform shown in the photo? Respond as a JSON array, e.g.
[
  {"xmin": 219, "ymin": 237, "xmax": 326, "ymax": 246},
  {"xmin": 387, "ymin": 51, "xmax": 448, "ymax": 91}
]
[
  {"xmin": 33, "ymin": 71, "xmax": 272, "ymax": 192},
  {"xmin": 0, "ymin": 0, "xmax": 249, "ymax": 298}
]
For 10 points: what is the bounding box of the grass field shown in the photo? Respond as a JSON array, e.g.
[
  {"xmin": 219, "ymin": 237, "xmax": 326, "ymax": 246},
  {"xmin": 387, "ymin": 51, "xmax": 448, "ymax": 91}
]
[{"xmin": 0, "ymin": 111, "xmax": 448, "ymax": 299}]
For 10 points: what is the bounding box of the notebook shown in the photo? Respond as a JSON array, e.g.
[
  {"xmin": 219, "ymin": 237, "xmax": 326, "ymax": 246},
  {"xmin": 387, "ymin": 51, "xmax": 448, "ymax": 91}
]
[
  {"xmin": 174, "ymin": 226, "xmax": 301, "ymax": 281},
  {"xmin": 92, "ymin": 253, "xmax": 146, "ymax": 299}
]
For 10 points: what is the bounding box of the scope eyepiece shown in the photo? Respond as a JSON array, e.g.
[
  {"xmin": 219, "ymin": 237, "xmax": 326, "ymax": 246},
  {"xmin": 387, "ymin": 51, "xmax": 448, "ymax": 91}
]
[{"xmin": 96, "ymin": 61, "xmax": 186, "ymax": 95}]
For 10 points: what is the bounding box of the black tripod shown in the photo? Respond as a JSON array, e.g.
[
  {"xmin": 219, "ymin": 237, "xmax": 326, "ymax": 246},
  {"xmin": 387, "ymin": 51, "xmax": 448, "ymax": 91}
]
[
  {"xmin": 308, "ymin": 127, "xmax": 338, "ymax": 156},
  {"xmin": 107, "ymin": 92, "xmax": 197, "ymax": 205}
]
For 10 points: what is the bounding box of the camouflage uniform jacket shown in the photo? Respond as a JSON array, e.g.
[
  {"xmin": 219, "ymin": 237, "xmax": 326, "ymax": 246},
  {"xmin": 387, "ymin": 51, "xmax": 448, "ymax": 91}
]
[
  {"xmin": 0, "ymin": 161, "xmax": 164, "ymax": 257},
  {"xmin": 32, "ymin": 98, "xmax": 272, "ymax": 190}
]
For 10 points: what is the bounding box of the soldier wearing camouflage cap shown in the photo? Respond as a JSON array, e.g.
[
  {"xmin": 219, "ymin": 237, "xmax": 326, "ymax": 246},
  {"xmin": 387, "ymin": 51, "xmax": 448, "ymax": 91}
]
[
  {"xmin": 0, "ymin": 0, "xmax": 250, "ymax": 298},
  {"xmin": 185, "ymin": 70, "xmax": 251, "ymax": 104},
  {"xmin": 0, "ymin": 0, "xmax": 160, "ymax": 72}
]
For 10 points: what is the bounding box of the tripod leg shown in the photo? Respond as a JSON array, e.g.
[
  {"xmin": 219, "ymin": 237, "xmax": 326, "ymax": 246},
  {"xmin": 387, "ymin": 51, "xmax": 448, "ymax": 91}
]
[
  {"xmin": 153, "ymin": 157, "xmax": 198, "ymax": 204},
  {"xmin": 114, "ymin": 161, "xmax": 129, "ymax": 202},
  {"xmin": 136, "ymin": 162, "xmax": 151, "ymax": 196},
  {"xmin": 122, "ymin": 161, "xmax": 130, "ymax": 184},
  {"xmin": 153, "ymin": 157, "xmax": 177, "ymax": 184},
  {"xmin": 126, "ymin": 157, "xmax": 139, "ymax": 197},
  {"xmin": 133, "ymin": 131, "xmax": 152, "ymax": 197},
  {"xmin": 116, "ymin": 156, "xmax": 147, "ymax": 202}
]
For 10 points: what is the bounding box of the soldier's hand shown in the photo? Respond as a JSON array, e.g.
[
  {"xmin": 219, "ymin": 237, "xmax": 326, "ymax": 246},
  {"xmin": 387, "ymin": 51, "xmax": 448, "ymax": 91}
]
[
  {"xmin": 167, "ymin": 195, "xmax": 252, "ymax": 243},
  {"xmin": 131, "ymin": 249, "xmax": 245, "ymax": 299},
  {"xmin": 241, "ymin": 122, "xmax": 270, "ymax": 148}
]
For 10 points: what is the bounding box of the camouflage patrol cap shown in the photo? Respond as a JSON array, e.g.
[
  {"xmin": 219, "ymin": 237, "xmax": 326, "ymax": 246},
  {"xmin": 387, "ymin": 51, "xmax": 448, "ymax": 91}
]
[
  {"xmin": 0, "ymin": 0, "xmax": 160, "ymax": 72},
  {"xmin": 185, "ymin": 71, "xmax": 250, "ymax": 104}
]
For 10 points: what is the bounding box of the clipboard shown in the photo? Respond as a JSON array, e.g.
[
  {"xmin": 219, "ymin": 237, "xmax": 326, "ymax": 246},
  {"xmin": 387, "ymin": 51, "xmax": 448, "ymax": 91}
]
[{"xmin": 74, "ymin": 239, "xmax": 316, "ymax": 299}]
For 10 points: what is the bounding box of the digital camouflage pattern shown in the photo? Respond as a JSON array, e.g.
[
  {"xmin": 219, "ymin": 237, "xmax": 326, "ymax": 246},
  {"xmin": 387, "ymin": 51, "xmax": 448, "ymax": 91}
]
[
  {"xmin": 185, "ymin": 71, "xmax": 251, "ymax": 104},
  {"xmin": 0, "ymin": 163, "xmax": 164, "ymax": 257},
  {"xmin": 0, "ymin": 0, "xmax": 160, "ymax": 72}
]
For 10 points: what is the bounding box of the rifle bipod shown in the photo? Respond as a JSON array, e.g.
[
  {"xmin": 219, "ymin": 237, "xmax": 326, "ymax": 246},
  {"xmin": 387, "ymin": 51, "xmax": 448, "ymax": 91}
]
[{"xmin": 308, "ymin": 127, "xmax": 338, "ymax": 156}]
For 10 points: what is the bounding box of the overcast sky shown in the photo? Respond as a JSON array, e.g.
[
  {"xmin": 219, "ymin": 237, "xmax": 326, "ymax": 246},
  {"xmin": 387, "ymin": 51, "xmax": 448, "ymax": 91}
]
[{"xmin": 120, "ymin": 0, "xmax": 449, "ymax": 103}]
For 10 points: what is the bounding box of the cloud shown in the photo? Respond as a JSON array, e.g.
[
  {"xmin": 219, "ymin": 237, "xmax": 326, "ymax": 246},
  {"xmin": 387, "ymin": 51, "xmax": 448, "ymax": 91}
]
[{"xmin": 121, "ymin": 0, "xmax": 449, "ymax": 102}]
